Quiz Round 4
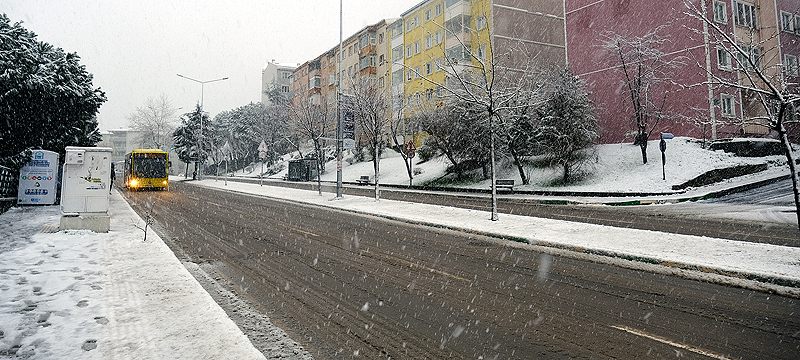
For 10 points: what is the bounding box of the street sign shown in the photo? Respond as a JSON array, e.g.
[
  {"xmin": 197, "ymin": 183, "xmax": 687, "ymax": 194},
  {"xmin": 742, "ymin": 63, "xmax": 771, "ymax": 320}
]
[
  {"xmin": 405, "ymin": 140, "xmax": 416, "ymax": 159},
  {"xmin": 660, "ymin": 132, "xmax": 674, "ymax": 181},
  {"xmin": 343, "ymin": 139, "xmax": 355, "ymax": 150}
]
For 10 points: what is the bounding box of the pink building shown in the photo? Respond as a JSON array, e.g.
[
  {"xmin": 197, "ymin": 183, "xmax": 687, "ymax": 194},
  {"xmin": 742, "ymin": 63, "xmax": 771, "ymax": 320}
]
[{"xmin": 566, "ymin": 0, "xmax": 800, "ymax": 143}]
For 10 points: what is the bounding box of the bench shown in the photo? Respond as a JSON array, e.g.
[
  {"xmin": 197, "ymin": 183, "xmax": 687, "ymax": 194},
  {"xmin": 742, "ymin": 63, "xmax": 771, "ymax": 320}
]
[
  {"xmin": 495, "ymin": 179, "xmax": 515, "ymax": 192},
  {"xmin": 356, "ymin": 175, "xmax": 371, "ymax": 185}
]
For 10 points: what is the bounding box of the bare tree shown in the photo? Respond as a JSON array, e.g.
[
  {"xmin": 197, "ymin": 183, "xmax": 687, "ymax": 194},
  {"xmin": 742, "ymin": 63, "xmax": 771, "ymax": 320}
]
[
  {"xmin": 347, "ymin": 77, "xmax": 391, "ymax": 200},
  {"xmin": 406, "ymin": 31, "xmax": 544, "ymax": 221},
  {"xmin": 604, "ymin": 29, "xmax": 683, "ymax": 164},
  {"xmin": 685, "ymin": 2, "xmax": 800, "ymax": 230},
  {"xmin": 388, "ymin": 95, "xmax": 416, "ymax": 187},
  {"xmin": 287, "ymin": 96, "xmax": 334, "ymax": 195},
  {"xmin": 128, "ymin": 94, "xmax": 178, "ymax": 150}
]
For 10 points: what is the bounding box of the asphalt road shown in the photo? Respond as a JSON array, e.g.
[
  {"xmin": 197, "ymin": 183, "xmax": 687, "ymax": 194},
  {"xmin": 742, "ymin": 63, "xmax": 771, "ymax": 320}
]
[
  {"xmin": 208, "ymin": 177, "xmax": 800, "ymax": 246},
  {"xmin": 124, "ymin": 182, "xmax": 799, "ymax": 359}
]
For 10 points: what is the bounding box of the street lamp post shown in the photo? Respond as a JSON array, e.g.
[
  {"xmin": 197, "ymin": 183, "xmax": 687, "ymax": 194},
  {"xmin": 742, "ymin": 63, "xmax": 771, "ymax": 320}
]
[
  {"xmin": 336, "ymin": 0, "xmax": 344, "ymax": 199},
  {"xmin": 177, "ymin": 74, "xmax": 228, "ymax": 180}
]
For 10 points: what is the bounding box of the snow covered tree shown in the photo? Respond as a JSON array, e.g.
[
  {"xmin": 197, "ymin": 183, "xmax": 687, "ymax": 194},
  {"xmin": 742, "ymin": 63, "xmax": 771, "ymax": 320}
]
[
  {"xmin": 287, "ymin": 96, "xmax": 334, "ymax": 195},
  {"xmin": 604, "ymin": 29, "xmax": 682, "ymax": 165},
  {"xmin": 346, "ymin": 77, "xmax": 391, "ymax": 200},
  {"xmin": 537, "ymin": 69, "xmax": 599, "ymax": 183},
  {"xmin": 172, "ymin": 105, "xmax": 211, "ymax": 179},
  {"xmin": 685, "ymin": 2, "xmax": 800, "ymax": 230},
  {"xmin": 0, "ymin": 14, "xmax": 106, "ymax": 170},
  {"xmin": 128, "ymin": 94, "xmax": 178, "ymax": 150}
]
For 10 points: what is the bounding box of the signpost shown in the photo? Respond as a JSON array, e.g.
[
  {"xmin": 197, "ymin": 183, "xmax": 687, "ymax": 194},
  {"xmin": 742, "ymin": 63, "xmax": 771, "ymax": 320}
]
[
  {"xmin": 660, "ymin": 132, "xmax": 674, "ymax": 181},
  {"xmin": 258, "ymin": 140, "xmax": 268, "ymax": 186},
  {"xmin": 221, "ymin": 141, "xmax": 232, "ymax": 186},
  {"xmin": 17, "ymin": 150, "xmax": 59, "ymax": 205}
]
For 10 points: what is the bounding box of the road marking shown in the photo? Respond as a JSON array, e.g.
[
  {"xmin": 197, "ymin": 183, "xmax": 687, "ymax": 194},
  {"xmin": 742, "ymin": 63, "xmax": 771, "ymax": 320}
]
[{"xmin": 610, "ymin": 325, "xmax": 732, "ymax": 360}]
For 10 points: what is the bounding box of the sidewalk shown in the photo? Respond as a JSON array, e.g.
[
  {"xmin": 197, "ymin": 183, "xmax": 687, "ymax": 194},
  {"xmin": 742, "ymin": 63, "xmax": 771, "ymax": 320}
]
[
  {"xmin": 0, "ymin": 193, "xmax": 270, "ymax": 359},
  {"xmin": 193, "ymin": 179, "xmax": 800, "ymax": 294}
]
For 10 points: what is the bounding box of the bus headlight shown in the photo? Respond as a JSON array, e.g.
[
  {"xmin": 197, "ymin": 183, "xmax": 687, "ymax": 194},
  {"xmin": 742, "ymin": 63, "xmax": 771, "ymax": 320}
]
[
  {"xmin": 162, "ymin": 180, "xmax": 167, "ymax": 185},
  {"xmin": 129, "ymin": 178, "xmax": 139, "ymax": 187}
]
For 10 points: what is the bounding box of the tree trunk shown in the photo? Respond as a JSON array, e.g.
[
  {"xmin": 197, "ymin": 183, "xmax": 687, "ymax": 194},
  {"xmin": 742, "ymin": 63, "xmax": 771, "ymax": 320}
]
[
  {"xmin": 563, "ymin": 163, "xmax": 570, "ymax": 184},
  {"xmin": 510, "ymin": 149, "xmax": 529, "ymax": 185},
  {"xmin": 639, "ymin": 140, "xmax": 648, "ymax": 164},
  {"xmin": 777, "ymin": 119, "xmax": 800, "ymax": 231}
]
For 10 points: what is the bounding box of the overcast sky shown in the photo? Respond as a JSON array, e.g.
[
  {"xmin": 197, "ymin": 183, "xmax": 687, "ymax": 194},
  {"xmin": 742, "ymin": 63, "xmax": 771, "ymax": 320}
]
[{"xmin": 1, "ymin": 0, "xmax": 414, "ymax": 130}]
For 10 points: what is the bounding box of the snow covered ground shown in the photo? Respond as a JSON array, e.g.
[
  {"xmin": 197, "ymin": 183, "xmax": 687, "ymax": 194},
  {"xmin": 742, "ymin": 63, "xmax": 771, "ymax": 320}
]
[
  {"xmin": 227, "ymin": 138, "xmax": 790, "ymax": 193},
  {"xmin": 0, "ymin": 194, "xmax": 275, "ymax": 359},
  {"xmin": 194, "ymin": 179, "xmax": 800, "ymax": 291}
]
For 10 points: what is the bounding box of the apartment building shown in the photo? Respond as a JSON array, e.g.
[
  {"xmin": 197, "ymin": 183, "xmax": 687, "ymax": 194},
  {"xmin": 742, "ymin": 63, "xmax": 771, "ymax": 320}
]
[
  {"xmin": 566, "ymin": 0, "xmax": 800, "ymax": 143},
  {"xmin": 398, "ymin": 0, "xmax": 566, "ymax": 112},
  {"xmin": 291, "ymin": 20, "xmax": 393, "ymax": 108},
  {"xmin": 261, "ymin": 61, "xmax": 295, "ymax": 105}
]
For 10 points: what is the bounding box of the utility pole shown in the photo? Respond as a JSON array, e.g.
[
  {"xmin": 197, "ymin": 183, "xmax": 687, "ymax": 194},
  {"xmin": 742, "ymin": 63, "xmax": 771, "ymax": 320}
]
[{"xmin": 336, "ymin": 0, "xmax": 344, "ymax": 199}]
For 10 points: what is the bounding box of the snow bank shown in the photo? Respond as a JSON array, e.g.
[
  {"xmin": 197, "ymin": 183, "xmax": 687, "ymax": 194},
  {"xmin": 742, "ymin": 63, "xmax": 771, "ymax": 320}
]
[
  {"xmin": 0, "ymin": 194, "xmax": 265, "ymax": 359},
  {"xmin": 228, "ymin": 138, "xmax": 788, "ymax": 193},
  {"xmin": 195, "ymin": 180, "xmax": 800, "ymax": 287}
]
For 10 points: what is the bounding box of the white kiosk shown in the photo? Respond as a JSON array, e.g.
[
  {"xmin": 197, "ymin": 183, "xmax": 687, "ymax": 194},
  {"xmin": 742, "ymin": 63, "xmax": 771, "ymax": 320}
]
[{"xmin": 60, "ymin": 146, "xmax": 112, "ymax": 232}]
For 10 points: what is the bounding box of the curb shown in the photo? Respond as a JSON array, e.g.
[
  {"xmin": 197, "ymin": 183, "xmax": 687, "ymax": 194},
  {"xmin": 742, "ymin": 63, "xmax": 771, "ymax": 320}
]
[
  {"xmin": 192, "ymin": 182, "xmax": 800, "ymax": 291},
  {"xmin": 209, "ymin": 173, "xmax": 790, "ymax": 207},
  {"xmin": 600, "ymin": 173, "xmax": 791, "ymax": 206}
]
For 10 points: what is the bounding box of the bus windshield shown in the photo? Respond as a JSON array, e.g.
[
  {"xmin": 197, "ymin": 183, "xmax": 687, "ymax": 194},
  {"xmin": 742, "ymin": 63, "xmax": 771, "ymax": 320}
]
[{"xmin": 133, "ymin": 154, "xmax": 166, "ymax": 178}]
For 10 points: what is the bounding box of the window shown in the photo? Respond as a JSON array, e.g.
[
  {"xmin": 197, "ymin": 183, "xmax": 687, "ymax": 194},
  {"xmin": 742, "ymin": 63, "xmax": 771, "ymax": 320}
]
[
  {"xmin": 378, "ymin": 76, "xmax": 385, "ymax": 88},
  {"xmin": 717, "ymin": 47, "xmax": 732, "ymax": 70},
  {"xmin": 415, "ymin": 41, "xmax": 420, "ymax": 54},
  {"xmin": 392, "ymin": 45, "xmax": 403, "ymax": 62},
  {"xmin": 477, "ymin": 44, "xmax": 486, "ymax": 61},
  {"xmin": 426, "ymin": 35, "xmax": 432, "ymax": 49},
  {"xmin": 379, "ymin": 54, "xmax": 385, "ymax": 65},
  {"xmin": 734, "ymin": 1, "xmax": 756, "ymax": 28},
  {"xmin": 720, "ymin": 94, "xmax": 735, "ymax": 117},
  {"xmin": 425, "ymin": 62, "xmax": 432, "ymax": 75},
  {"xmin": 415, "ymin": 67, "xmax": 420, "ymax": 79},
  {"xmin": 281, "ymin": 85, "xmax": 289, "ymax": 93},
  {"xmin": 406, "ymin": 45, "xmax": 413, "ymax": 58},
  {"xmin": 435, "ymin": 31, "xmax": 443, "ymax": 45},
  {"xmin": 785, "ymin": 54, "xmax": 798, "ymax": 77},
  {"xmin": 713, "ymin": 1, "xmax": 727, "ymax": 23},
  {"xmin": 476, "ymin": 16, "xmax": 487, "ymax": 30},
  {"xmin": 407, "ymin": 69, "xmax": 413, "ymax": 81},
  {"xmin": 392, "ymin": 69, "xmax": 403, "ymax": 84},
  {"xmin": 425, "ymin": 9, "xmax": 431, "ymax": 21},
  {"xmin": 379, "ymin": 33, "xmax": 384, "ymax": 44},
  {"xmin": 309, "ymin": 76, "xmax": 321, "ymax": 89},
  {"xmin": 796, "ymin": 15, "xmax": 800, "ymax": 35},
  {"xmin": 328, "ymin": 74, "xmax": 335, "ymax": 86},
  {"xmin": 781, "ymin": 11, "xmax": 794, "ymax": 32},
  {"xmin": 446, "ymin": 0, "xmax": 462, "ymax": 7},
  {"xmin": 435, "ymin": 3, "xmax": 442, "ymax": 16},
  {"xmin": 736, "ymin": 45, "xmax": 761, "ymax": 70}
]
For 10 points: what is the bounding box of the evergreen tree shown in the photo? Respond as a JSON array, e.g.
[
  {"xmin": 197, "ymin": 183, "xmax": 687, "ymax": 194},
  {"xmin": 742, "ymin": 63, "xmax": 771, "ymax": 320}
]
[
  {"xmin": 537, "ymin": 69, "xmax": 599, "ymax": 183},
  {"xmin": 0, "ymin": 14, "xmax": 106, "ymax": 170},
  {"xmin": 172, "ymin": 105, "xmax": 210, "ymax": 178}
]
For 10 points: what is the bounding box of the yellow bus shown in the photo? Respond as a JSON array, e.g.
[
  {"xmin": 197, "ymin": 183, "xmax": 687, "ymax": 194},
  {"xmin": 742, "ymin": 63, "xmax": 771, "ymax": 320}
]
[{"xmin": 124, "ymin": 149, "xmax": 169, "ymax": 190}]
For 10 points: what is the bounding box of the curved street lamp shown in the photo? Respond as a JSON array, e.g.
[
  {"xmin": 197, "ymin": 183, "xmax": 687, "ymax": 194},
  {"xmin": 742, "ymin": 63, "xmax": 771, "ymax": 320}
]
[{"xmin": 177, "ymin": 74, "xmax": 228, "ymax": 179}]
